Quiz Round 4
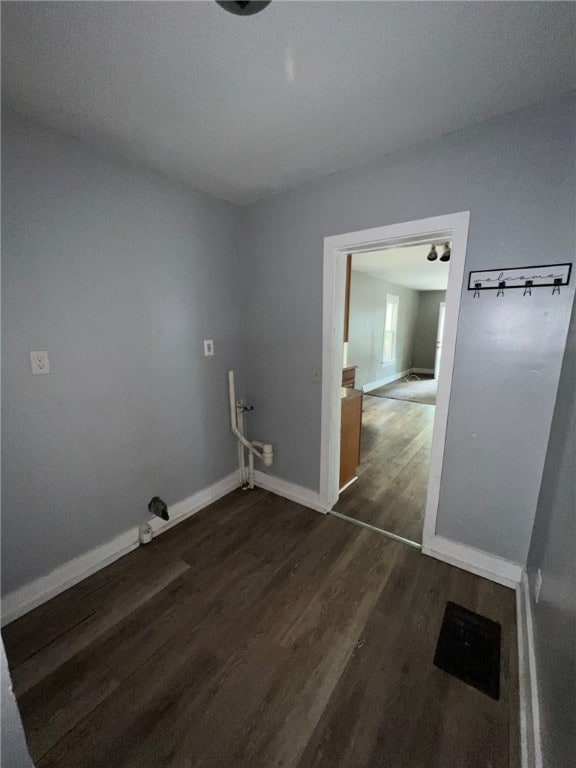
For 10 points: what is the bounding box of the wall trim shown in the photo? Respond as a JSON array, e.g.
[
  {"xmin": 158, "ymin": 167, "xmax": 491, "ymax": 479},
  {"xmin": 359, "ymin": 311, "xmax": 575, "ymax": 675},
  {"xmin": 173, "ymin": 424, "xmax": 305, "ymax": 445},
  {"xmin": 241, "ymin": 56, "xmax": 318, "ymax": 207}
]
[
  {"xmin": 363, "ymin": 369, "xmax": 411, "ymax": 393},
  {"xmin": 422, "ymin": 534, "xmax": 522, "ymax": 589},
  {"xmin": 254, "ymin": 470, "xmax": 327, "ymax": 514},
  {"xmin": 516, "ymin": 573, "xmax": 542, "ymax": 768},
  {"xmin": 363, "ymin": 367, "xmax": 436, "ymax": 393},
  {"xmin": 1, "ymin": 472, "xmax": 239, "ymax": 626}
]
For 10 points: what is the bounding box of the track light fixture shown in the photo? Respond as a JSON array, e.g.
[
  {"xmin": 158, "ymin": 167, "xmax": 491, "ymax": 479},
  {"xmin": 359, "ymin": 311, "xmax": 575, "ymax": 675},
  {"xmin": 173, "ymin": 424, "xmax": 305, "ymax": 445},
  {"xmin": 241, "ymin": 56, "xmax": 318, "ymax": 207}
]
[{"xmin": 426, "ymin": 242, "xmax": 451, "ymax": 263}]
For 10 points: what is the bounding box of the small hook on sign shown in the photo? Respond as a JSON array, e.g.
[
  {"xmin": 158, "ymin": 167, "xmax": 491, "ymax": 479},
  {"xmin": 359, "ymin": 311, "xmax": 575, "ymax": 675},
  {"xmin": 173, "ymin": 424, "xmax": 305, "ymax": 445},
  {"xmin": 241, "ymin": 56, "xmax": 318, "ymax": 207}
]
[
  {"xmin": 523, "ymin": 280, "xmax": 533, "ymax": 296},
  {"xmin": 497, "ymin": 281, "xmax": 506, "ymax": 297},
  {"xmin": 473, "ymin": 282, "xmax": 481, "ymax": 298},
  {"xmin": 552, "ymin": 278, "xmax": 562, "ymax": 295}
]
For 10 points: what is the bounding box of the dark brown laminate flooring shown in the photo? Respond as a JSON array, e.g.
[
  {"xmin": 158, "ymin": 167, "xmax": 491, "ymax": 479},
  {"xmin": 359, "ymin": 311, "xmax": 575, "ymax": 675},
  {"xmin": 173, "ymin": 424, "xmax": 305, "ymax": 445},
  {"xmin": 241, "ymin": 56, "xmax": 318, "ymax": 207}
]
[
  {"xmin": 335, "ymin": 395, "xmax": 435, "ymax": 543},
  {"xmin": 3, "ymin": 488, "xmax": 519, "ymax": 768}
]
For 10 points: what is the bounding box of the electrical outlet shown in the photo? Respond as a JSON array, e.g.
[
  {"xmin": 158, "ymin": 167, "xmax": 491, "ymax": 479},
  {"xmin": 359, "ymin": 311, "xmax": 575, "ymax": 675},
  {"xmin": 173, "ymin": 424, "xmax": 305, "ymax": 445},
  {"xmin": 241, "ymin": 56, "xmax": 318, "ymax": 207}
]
[
  {"xmin": 30, "ymin": 351, "xmax": 50, "ymax": 374},
  {"xmin": 312, "ymin": 370, "xmax": 322, "ymax": 383},
  {"xmin": 203, "ymin": 340, "xmax": 214, "ymax": 357},
  {"xmin": 534, "ymin": 569, "xmax": 542, "ymax": 603}
]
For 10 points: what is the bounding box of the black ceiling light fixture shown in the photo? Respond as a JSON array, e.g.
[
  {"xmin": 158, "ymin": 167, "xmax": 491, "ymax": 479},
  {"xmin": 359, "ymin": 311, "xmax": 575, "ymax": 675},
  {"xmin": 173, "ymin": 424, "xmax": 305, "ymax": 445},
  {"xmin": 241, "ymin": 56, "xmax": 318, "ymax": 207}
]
[
  {"xmin": 216, "ymin": 1, "xmax": 271, "ymax": 15},
  {"xmin": 427, "ymin": 244, "xmax": 438, "ymax": 262},
  {"xmin": 440, "ymin": 242, "xmax": 451, "ymax": 262}
]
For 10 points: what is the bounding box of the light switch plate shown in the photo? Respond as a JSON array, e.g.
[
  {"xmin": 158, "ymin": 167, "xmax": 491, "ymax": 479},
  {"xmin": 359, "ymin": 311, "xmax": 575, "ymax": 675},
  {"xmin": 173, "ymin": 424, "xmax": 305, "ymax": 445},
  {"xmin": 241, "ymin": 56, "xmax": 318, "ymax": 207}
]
[
  {"xmin": 30, "ymin": 351, "xmax": 50, "ymax": 374},
  {"xmin": 203, "ymin": 340, "xmax": 214, "ymax": 357}
]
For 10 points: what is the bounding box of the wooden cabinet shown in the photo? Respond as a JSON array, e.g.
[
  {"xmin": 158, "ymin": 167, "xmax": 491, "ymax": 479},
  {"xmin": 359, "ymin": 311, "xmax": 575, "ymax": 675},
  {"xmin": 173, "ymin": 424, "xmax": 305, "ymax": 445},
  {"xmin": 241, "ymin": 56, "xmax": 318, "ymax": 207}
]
[
  {"xmin": 339, "ymin": 388, "xmax": 363, "ymax": 490},
  {"xmin": 342, "ymin": 365, "xmax": 358, "ymax": 389}
]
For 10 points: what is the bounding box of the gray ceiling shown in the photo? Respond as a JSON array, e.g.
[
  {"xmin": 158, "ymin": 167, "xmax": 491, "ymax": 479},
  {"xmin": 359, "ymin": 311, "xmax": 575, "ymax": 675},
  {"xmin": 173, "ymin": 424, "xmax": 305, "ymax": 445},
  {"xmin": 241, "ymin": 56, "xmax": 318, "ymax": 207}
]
[{"xmin": 2, "ymin": 1, "xmax": 575, "ymax": 205}]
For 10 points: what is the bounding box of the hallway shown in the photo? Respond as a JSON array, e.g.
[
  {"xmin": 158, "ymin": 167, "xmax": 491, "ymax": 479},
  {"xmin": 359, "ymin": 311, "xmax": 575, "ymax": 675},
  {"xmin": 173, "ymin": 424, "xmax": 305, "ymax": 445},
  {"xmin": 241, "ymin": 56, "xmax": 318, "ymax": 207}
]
[{"xmin": 334, "ymin": 395, "xmax": 435, "ymax": 543}]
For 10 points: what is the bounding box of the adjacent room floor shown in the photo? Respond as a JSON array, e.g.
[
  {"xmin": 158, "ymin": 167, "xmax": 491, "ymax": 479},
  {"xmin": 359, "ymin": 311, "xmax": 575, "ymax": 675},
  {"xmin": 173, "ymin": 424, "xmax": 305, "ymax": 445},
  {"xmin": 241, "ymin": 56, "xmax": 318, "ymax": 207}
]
[
  {"xmin": 335, "ymin": 395, "xmax": 434, "ymax": 543},
  {"xmin": 369, "ymin": 374, "xmax": 437, "ymax": 406},
  {"xmin": 2, "ymin": 488, "xmax": 519, "ymax": 768}
]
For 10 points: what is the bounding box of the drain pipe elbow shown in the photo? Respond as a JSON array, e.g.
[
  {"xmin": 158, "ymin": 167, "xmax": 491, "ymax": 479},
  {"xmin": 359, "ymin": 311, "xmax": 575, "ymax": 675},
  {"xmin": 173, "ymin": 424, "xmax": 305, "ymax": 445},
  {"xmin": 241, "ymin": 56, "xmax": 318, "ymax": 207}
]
[
  {"xmin": 252, "ymin": 441, "xmax": 273, "ymax": 466},
  {"xmin": 228, "ymin": 370, "xmax": 268, "ymax": 461},
  {"xmin": 262, "ymin": 444, "xmax": 273, "ymax": 466}
]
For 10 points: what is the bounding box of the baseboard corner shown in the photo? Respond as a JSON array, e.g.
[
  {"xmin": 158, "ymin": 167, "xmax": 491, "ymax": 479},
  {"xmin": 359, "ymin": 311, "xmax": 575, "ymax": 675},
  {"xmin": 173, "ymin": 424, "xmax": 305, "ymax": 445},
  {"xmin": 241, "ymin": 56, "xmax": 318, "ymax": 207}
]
[
  {"xmin": 422, "ymin": 534, "xmax": 522, "ymax": 589},
  {"xmin": 363, "ymin": 369, "xmax": 411, "ymax": 393},
  {"xmin": 253, "ymin": 470, "xmax": 327, "ymax": 514}
]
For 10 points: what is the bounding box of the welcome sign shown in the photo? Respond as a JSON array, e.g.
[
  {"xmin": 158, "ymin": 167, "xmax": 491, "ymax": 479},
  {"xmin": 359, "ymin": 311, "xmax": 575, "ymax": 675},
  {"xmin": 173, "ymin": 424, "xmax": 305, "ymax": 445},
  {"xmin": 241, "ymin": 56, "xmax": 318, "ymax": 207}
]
[{"xmin": 468, "ymin": 263, "xmax": 572, "ymax": 291}]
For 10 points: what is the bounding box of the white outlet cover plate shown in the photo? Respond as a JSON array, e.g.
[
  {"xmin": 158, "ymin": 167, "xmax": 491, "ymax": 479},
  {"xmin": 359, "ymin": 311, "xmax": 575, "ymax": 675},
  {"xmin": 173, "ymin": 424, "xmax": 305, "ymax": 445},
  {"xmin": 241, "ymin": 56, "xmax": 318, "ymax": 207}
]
[
  {"xmin": 203, "ymin": 340, "xmax": 214, "ymax": 356},
  {"xmin": 30, "ymin": 351, "xmax": 50, "ymax": 374}
]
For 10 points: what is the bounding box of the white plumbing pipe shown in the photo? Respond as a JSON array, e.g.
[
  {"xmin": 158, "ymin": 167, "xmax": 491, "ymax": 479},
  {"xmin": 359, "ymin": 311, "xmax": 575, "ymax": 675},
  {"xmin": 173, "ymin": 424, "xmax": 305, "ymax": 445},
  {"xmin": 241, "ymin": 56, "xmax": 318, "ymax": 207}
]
[
  {"xmin": 228, "ymin": 370, "xmax": 265, "ymax": 461},
  {"xmin": 248, "ymin": 450, "xmax": 255, "ymax": 489},
  {"xmin": 237, "ymin": 405, "xmax": 247, "ymax": 485},
  {"xmin": 252, "ymin": 441, "xmax": 273, "ymax": 467}
]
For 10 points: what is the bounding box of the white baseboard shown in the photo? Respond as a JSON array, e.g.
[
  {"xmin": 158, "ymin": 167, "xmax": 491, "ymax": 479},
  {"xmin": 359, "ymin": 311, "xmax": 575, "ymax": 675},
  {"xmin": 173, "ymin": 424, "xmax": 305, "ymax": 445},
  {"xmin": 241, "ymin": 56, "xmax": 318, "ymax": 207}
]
[
  {"xmin": 254, "ymin": 470, "xmax": 327, "ymax": 514},
  {"xmin": 1, "ymin": 472, "xmax": 239, "ymax": 626},
  {"xmin": 411, "ymin": 367, "xmax": 434, "ymax": 375},
  {"xmin": 422, "ymin": 534, "xmax": 522, "ymax": 589},
  {"xmin": 363, "ymin": 368, "xmax": 411, "ymax": 393},
  {"xmin": 516, "ymin": 573, "xmax": 542, "ymax": 768},
  {"xmin": 147, "ymin": 472, "xmax": 239, "ymax": 537},
  {"xmin": 1, "ymin": 531, "xmax": 141, "ymax": 628}
]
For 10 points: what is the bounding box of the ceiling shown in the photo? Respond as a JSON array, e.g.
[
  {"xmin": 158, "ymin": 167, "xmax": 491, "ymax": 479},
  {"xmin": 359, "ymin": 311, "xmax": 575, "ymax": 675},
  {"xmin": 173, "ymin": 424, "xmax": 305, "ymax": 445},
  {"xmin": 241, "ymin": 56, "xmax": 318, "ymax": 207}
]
[
  {"xmin": 2, "ymin": 2, "xmax": 574, "ymax": 205},
  {"xmin": 353, "ymin": 245, "xmax": 449, "ymax": 292}
]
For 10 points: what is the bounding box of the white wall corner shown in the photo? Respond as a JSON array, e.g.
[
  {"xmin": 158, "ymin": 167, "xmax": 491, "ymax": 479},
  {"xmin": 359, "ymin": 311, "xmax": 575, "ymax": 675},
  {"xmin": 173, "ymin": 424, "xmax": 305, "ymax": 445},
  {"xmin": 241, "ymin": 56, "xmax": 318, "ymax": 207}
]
[
  {"xmin": 516, "ymin": 572, "xmax": 542, "ymax": 768},
  {"xmin": 1, "ymin": 472, "xmax": 240, "ymax": 626},
  {"xmin": 422, "ymin": 534, "xmax": 523, "ymax": 589},
  {"xmin": 254, "ymin": 470, "xmax": 327, "ymax": 514}
]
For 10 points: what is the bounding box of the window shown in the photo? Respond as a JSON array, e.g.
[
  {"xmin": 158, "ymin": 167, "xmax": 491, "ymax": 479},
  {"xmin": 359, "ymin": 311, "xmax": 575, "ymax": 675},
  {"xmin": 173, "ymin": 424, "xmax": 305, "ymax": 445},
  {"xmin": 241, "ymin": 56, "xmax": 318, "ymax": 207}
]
[{"xmin": 382, "ymin": 294, "xmax": 399, "ymax": 363}]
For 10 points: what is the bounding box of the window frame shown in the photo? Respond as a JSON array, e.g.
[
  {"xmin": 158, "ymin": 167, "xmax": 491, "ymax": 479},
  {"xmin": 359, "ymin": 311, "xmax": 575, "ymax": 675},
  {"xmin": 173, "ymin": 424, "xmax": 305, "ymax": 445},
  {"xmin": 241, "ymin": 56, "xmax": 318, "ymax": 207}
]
[{"xmin": 382, "ymin": 293, "xmax": 399, "ymax": 364}]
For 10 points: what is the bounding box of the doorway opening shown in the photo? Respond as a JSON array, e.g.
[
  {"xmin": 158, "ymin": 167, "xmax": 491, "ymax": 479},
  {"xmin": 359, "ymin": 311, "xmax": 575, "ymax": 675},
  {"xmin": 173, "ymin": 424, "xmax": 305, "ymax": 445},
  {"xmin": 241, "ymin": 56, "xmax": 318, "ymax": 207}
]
[{"xmin": 320, "ymin": 213, "xmax": 470, "ymax": 549}]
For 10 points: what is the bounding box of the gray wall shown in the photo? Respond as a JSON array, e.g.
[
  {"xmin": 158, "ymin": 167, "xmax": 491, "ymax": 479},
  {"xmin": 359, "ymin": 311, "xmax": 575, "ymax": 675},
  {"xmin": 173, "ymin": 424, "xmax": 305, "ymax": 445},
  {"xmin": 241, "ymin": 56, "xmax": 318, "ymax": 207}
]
[
  {"xmin": 1, "ymin": 639, "xmax": 33, "ymax": 767},
  {"xmin": 2, "ymin": 95, "xmax": 575, "ymax": 596},
  {"xmin": 412, "ymin": 290, "xmax": 446, "ymax": 371},
  {"xmin": 1, "ymin": 112, "xmax": 244, "ymax": 595},
  {"xmin": 526, "ymin": 298, "xmax": 575, "ymax": 767},
  {"xmin": 241, "ymin": 93, "xmax": 575, "ymax": 564},
  {"xmin": 348, "ymin": 271, "xmax": 418, "ymax": 389}
]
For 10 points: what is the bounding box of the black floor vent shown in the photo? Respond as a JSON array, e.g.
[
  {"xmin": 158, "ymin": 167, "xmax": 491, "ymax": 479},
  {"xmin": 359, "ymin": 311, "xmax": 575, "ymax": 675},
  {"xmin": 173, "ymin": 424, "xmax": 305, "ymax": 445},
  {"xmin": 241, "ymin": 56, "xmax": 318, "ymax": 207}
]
[{"xmin": 434, "ymin": 601, "xmax": 501, "ymax": 700}]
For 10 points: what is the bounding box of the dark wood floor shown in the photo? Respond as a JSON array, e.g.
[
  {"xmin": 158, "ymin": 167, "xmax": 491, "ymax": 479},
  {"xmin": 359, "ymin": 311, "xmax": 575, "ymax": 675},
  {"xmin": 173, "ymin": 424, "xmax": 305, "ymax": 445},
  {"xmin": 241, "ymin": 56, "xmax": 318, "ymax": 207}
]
[
  {"xmin": 335, "ymin": 395, "xmax": 435, "ymax": 543},
  {"xmin": 3, "ymin": 489, "xmax": 519, "ymax": 768}
]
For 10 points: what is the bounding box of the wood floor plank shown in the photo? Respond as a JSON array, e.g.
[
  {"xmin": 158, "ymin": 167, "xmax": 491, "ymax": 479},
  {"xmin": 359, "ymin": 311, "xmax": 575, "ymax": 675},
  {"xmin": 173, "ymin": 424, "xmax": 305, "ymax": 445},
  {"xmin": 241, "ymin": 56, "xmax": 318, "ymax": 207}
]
[
  {"xmin": 335, "ymin": 395, "xmax": 434, "ymax": 541},
  {"xmin": 23, "ymin": 498, "xmax": 321, "ymax": 760},
  {"xmin": 36, "ymin": 513, "xmax": 331, "ymax": 766},
  {"xmin": 4, "ymin": 489, "xmax": 519, "ymax": 768},
  {"xmin": 1, "ymin": 589, "xmax": 95, "ymax": 667},
  {"xmin": 296, "ymin": 553, "xmax": 515, "ymax": 768},
  {"xmin": 9, "ymin": 557, "xmax": 191, "ymax": 696},
  {"xmin": 19, "ymin": 552, "xmax": 256, "ymax": 761}
]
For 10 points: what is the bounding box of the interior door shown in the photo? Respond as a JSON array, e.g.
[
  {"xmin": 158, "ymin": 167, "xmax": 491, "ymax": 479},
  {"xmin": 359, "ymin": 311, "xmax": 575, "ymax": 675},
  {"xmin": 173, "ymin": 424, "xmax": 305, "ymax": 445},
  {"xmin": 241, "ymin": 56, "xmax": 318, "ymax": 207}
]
[{"xmin": 434, "ymin": 302, "xmax": 446, "ymax": 380}]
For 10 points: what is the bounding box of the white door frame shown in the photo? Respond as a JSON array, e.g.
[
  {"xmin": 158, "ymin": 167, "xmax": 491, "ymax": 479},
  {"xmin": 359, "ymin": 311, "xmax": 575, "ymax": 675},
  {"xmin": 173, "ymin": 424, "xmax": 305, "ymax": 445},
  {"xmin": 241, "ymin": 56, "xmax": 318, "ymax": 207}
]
[
  {"xmin": 434, "ymin": 301, "xmax": 447, "ymax": 380},
  {"xmin": 320, "ymin": 212, "xmax": 470, "ymax": 547}
]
